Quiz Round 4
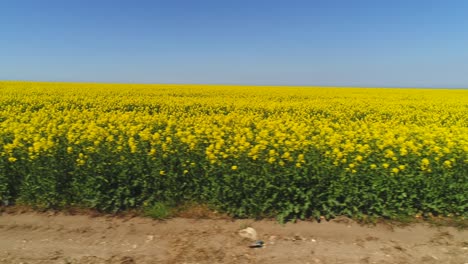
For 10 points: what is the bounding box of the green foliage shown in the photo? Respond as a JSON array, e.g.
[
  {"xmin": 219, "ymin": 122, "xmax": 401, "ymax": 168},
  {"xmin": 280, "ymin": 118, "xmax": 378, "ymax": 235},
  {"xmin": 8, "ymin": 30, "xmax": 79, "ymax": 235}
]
[
  {"xmin": 143, "ymin": 202, "xmax": 172, "ymax": 220},
  {"xmin": 1, "ymin": 137, "xmax": 467, "ymax": 222},
  {"xmin": 1, "ymin": 143, "xmax": 467, "ymax": 222}
]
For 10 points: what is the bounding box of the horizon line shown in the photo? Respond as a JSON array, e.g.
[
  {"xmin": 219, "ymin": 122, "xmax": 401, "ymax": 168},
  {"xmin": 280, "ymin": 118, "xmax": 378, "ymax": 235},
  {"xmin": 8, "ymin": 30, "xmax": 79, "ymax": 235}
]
[{"xmin": 1, "ymin": 79, "xmax": 467, "ymax": 90}]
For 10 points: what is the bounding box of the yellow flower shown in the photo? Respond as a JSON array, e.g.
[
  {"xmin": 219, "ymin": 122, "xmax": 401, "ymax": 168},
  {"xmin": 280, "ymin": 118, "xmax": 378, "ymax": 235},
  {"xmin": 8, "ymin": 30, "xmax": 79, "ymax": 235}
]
[
  {"xmin": 159, "ymin": 170, "xmax": 166, "ymax": 175},
  {"xmin": 297, "ymin": 154, "xmax": 305, "ymax": 163},
  {"xmin": 421, "ymin": 158, "xmax": 430, "ymax": 166},
  {"xmin": 384, "ymin": 150, "xmax": 395, "ymax": 158},
  {"xmin": 391, "ymin": 168, "xmax": 399, "ymax": 174},
  {"xmin": 383, "ymin": 163, "xmax": 389, "ymax": 169},
  {"xmin": 443, "ymin": 160, "xmax": 452, "ymax": 168},
  {"xmin": 399, "ymin": 148, "xmax": 408, "ymax": 156},
  {"xmin": 8, "ymin": 157, "xmax": 17, "ymax": 163},
  {"xmin": 420, "ymin": 158, "xmax": 430, "ymax": 171},
  {"xmin": 231, "ymin": 165, "xmax": 238, "ymax": 170}
]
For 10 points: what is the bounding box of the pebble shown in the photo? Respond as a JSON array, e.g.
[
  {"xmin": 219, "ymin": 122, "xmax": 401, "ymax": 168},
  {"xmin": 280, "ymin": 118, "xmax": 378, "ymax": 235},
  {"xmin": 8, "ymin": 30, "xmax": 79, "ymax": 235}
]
[
  {"xmin": 293, "ymin": 234, "xmax": 305, "ymax": 241},
  {"xmin": 239, "ymin": 227, "xmax": 257, "ymax": 241},
  {"xmin": 146, "ymin": 235, "xmax": 154, "ymax": 242}
]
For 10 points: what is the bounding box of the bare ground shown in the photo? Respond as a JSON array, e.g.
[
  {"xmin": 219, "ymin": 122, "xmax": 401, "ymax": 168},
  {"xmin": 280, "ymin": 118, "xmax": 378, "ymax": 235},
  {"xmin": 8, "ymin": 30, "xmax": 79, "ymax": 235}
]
[{"xmin": 0, "ymin": 212, "xmax": 467, "ymax": 264}]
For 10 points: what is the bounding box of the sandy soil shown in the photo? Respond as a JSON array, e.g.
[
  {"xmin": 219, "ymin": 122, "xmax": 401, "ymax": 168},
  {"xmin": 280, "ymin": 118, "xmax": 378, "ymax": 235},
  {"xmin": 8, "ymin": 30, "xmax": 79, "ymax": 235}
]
[{"xmin": 0, "ymin": 212, "xmax": 467, "ymax": 264}]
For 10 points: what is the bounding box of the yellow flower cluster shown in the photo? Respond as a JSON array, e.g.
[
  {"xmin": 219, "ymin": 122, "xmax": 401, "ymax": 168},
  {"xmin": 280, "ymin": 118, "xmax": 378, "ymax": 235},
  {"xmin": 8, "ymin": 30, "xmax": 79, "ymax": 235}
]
[{"xmin": 1, "ymin": 81, "xmax": 467, "ymax": 177}]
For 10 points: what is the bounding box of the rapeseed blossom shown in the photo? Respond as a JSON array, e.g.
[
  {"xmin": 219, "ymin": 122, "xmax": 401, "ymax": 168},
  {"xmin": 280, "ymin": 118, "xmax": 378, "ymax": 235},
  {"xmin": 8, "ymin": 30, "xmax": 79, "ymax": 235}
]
[{"xmin": 0, "ymin": 81, "xmax": 466, "ymax": 183}]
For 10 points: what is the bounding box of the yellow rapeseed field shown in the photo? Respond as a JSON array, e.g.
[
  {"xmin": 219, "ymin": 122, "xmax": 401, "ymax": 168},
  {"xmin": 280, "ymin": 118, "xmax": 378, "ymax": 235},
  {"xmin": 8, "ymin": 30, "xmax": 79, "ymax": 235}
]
[{"xmin": 0, "ymin": 81, "xmax": 467, "ymax": 219}]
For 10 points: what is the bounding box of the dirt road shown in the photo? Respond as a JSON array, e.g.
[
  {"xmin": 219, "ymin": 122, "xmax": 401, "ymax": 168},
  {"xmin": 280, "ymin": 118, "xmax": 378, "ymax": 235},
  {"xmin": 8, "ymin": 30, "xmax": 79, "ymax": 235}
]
[{"xmin": 0, "ymin": 212, "xmax": 467, "ymax": 263}]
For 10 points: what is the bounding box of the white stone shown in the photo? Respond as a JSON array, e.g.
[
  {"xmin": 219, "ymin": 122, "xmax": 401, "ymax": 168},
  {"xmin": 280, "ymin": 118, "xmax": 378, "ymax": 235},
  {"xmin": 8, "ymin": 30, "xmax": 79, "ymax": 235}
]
[{"xmin": 238, "ymin": 227, "xmax": 258, "ymax": 241}]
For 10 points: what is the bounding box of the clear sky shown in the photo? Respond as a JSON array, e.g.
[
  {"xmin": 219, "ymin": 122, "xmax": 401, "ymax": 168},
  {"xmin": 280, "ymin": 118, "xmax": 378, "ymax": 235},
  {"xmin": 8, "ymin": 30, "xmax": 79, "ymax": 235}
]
[{"xmin": 1, "ymin": 0, "xmax": 468, "ymax": 87}]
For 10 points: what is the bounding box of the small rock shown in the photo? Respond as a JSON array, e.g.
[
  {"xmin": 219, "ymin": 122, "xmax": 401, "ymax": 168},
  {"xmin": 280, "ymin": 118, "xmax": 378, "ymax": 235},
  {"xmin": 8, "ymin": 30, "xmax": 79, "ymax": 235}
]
[
  {"xmin": 249, "ymin": 240, "xmax": 264, "ymax": 248},
  {"xmin": 292, "ymin": 234, "xmax": 305, "ymax": 241},
  {"xmin": 239, "ymin": 227, "xmax": 257, "ymax": 241},
  {"xmin": 146, "ymin": 235, "xmax": 154, "ymax": 242},
  {"xmin": 311, "ymin": 238, "xmax": 317, "ymax": 243}
]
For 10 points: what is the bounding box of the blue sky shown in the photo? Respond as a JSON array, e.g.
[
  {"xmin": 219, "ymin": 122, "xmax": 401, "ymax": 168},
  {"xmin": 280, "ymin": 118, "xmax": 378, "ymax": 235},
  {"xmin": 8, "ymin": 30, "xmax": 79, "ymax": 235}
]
[{"xmin": 1, "ymin": 0, "xmax": 468, "ymax": 87}]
